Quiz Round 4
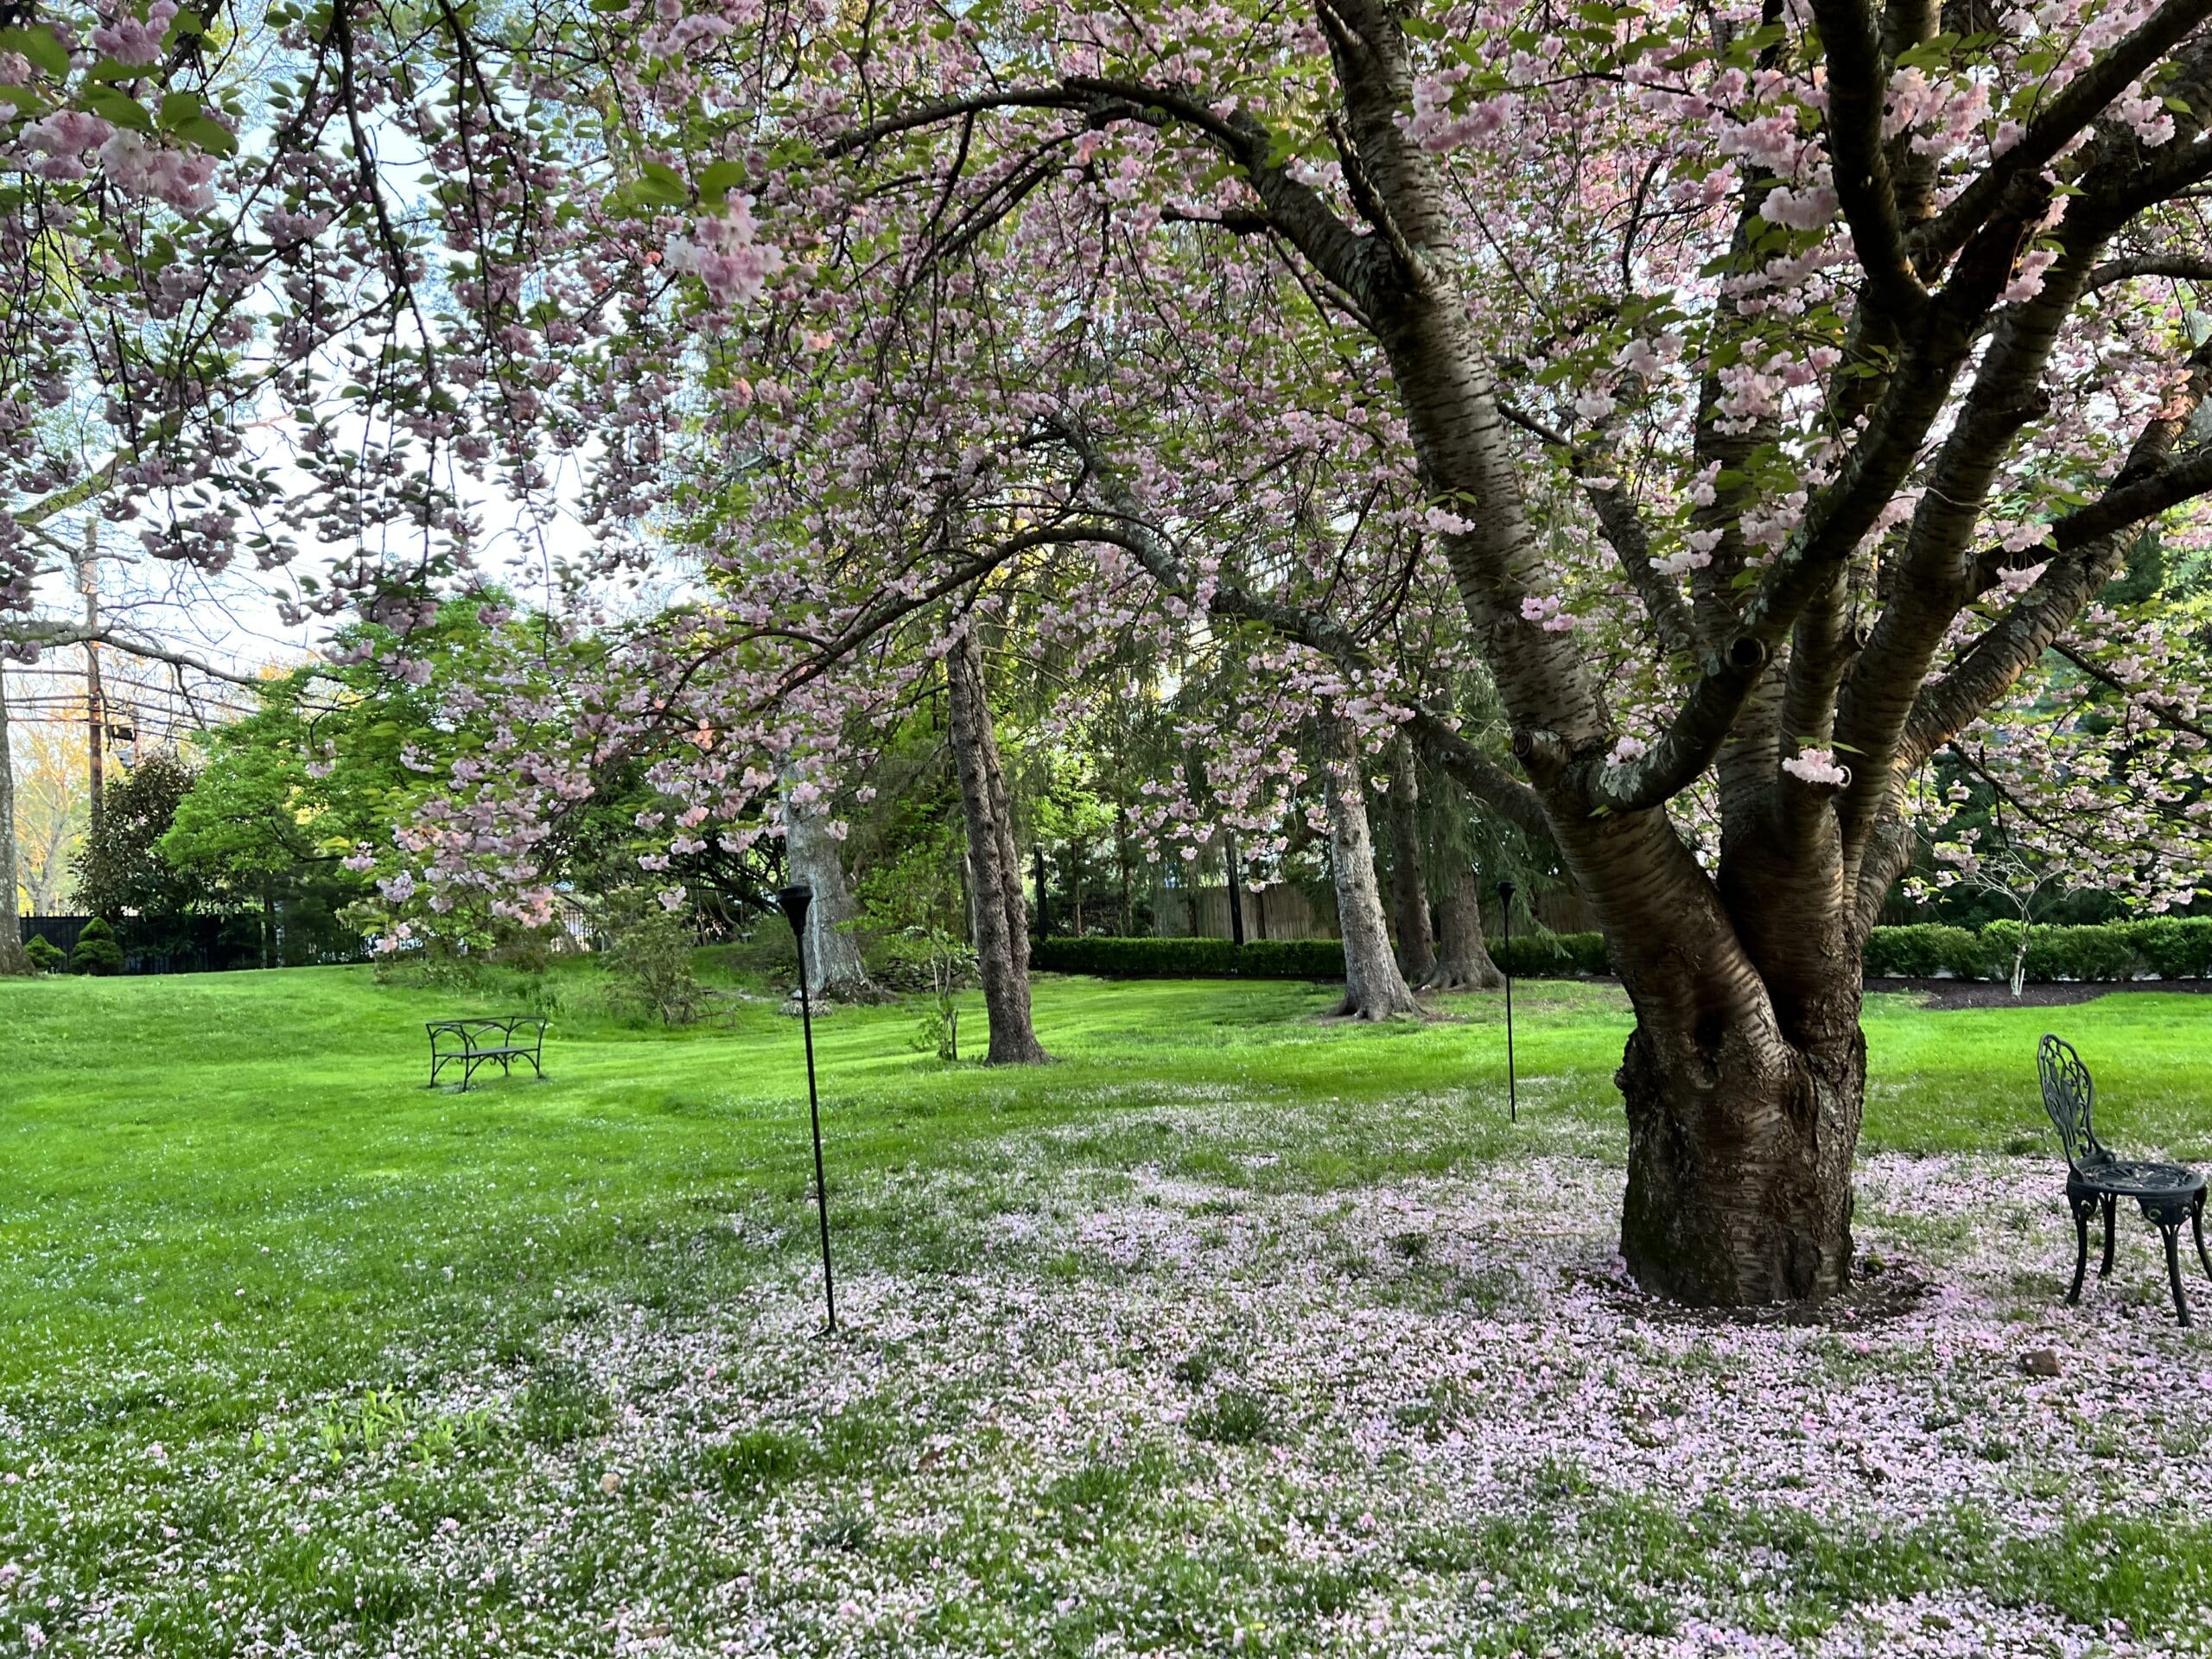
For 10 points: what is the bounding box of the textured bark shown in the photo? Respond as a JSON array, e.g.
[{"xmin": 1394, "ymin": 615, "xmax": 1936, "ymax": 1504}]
[
  {"xmin": 1425, "ymin": 866, "xmax": 1503, "ymax": 991},
  {"xmin": 782, "ymin": 772, "xmax": 881, "ymax": 1003},
  {"xmin": 1384, "ymin": 739, "xmax": 1436, "ymax": 982},
  {"xmin": 946, "ymin": 627, "xmax": 1049, "ymax": 1065},
  {"xmin": 1618, "ymin": 968, "xmax": 1865, "ymax": 1304},
  {"xmin": 0, "ymin": 668, "xmax": 24, "ymax": 973},
  {"xmin": 1319, "ymin": 715, "xmax": 1421, "ymax": 1020}
]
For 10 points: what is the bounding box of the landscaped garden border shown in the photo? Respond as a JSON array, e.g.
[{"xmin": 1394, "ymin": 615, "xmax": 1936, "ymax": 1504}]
[{"xmin": 1033, "ymin": 918, "xmax": 2212, "ymax": 984}]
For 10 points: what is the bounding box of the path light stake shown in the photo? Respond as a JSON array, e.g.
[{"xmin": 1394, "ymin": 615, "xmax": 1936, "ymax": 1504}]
[
  {"xmin": 1497, "ymin": 878, "xmax": 1517, "ymax": 1123},
  {"xmin": 775, "ymin": 884, "xmax": 837, "ymax": 1333}
]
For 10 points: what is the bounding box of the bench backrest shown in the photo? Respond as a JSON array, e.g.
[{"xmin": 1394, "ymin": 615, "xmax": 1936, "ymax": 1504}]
[
  {"xmin": 427, "ymin": 1015, "xmax": 547, "ymax": 1046},
  {"xmin": 2037, "ymin": 1033, "xmax": 2104, "ymax": 1171}
]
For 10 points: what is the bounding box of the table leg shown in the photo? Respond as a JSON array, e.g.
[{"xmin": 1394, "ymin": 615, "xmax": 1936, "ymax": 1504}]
[{"xmin": 2193, "ymin": 1192, "xmax": 2211, "ymax": 1285}]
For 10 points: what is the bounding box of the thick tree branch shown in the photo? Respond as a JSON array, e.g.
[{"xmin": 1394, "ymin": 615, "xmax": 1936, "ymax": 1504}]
[
  {"xmin": 819, "ymin": 78, "xmax": 1376, "ymax": 301},
  {"xmin": 1808, "ymin": 0, "xmax": 1929, "ymax": 320},
  {"xmin": 2086, "ymin": 253, "xmax": 2212, "ymax": 292},
  {"xmin": 3, "ymin": 624, "xmax": 286, "ymax": 689},
  {"xmin": 1910, "ymin": 0, "xmax": 2212, "ymax": 272}
]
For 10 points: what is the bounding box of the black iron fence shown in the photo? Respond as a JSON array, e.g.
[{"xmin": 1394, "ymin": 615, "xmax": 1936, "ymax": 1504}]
[{"xmin": 18, "ymin": 914, "xmax": 357, "ymax": 976}]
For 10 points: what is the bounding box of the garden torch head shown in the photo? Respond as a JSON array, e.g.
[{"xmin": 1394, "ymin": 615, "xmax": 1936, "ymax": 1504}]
[
  {"xmin": 1497, "ymin": 878, "xmax": 1516, "ymax": 906},
  {"xmin": 775, "ymin": 885, "xmax": 814, "ymax": 938}
]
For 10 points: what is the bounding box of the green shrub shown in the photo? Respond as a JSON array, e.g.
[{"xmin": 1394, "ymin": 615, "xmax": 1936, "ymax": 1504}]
[
  {"xmin": 1980, "ymin": 920, "xmax": 2142, "ymax": 983},
  {"xmin": 1031, "ymin": 931, "xmax": 1609, "ymax": 981},
  {"xmin": 23, "ymin": 935, "xmax": 65, "ymax": 974},
  {"xmin": 1493, "ymin": 931, "xmax": 1607, "ymax": 977},
  {"xmin": 1031, "ymin": 936, "xmax": 1348, "ymax": 979},
  {"xmin": 2120, "ymin": 917, "xmax": 2212, "ymax": 979},
  {"xmin": 1862, "ymin": 924, "xmax": 1995, "ymax": 978},
  {"xmin": 600, "ymin": 892, "xmax": 701, "ymax": 1025},
  {"xmin": 1039, "ymin": 919, "xmax": 2212, "ymax": 987},
  {"xmin": 68, "ymin": 918, "xmax": 126, "ymax": 976}
]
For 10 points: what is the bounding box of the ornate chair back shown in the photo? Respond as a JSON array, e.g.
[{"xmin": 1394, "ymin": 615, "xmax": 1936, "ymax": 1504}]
[{"xmin": 2038, "ymin": 1033, "xmax": 2104, "ymax": 1173}]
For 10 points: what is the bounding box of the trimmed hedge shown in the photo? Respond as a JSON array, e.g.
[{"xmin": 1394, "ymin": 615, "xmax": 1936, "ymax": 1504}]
[
  {"xmin": 1035, "ymin": 917, "xmax": 2212, "ymax": 983},
  {"xmin": 1031, "ymin": 932, "xmax": 1608, "ymax": 981},
  {"xmin": 1030, "ymin": 937, "xmax": 1349, "ymax": 979}
]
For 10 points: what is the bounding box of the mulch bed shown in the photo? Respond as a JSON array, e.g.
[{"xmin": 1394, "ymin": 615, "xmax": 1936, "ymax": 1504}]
[{"xmin": 1866, "ymin": 976, "xmax": 2212, "ymax": 1009}]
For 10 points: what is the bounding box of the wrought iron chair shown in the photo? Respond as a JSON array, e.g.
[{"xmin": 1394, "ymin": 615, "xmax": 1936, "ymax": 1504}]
[{"xmin": 2038, "ymin": 1033, "xmax": 2210, "ymax": 1325}]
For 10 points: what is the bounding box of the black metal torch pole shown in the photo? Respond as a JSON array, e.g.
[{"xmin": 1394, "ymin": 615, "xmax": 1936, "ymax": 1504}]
[
  {"xmin": 777, "ymin": 885, "xmax": 836, "ymax": 1332},
  {"xmin": 1497, "ymin": 878, "xmax": 1517, "ymax": 1123}
]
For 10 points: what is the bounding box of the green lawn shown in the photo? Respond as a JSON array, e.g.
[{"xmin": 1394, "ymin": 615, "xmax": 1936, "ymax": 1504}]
[{"xmin": 3, "ymin": 966, "xmax": 2210, "ymax": 1655}]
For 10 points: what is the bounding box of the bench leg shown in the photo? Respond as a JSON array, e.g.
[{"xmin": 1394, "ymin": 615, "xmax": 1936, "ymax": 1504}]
[
  {"xmin": 2194, "ymin": 1192, "xmax": 2212, "ymax": 1286},
  {"xmin": 2069, "ymin": 1194, "xmax": 2094, "ymax": 1305},
  {"xmin": 2099, "ymin": 1194, "xmax": 2117, "ymax": 1278},
  {"xmin": 2162, "ymin": 1224, "xmax": 2192, "ymax": 1326}
]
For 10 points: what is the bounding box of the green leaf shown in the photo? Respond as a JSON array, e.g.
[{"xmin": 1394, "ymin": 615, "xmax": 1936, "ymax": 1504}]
[
  {"xmin": 177, "ymin": 115, "xmax": 237, "ymax": 156},
  {"xmin": 158, "ymin": 90, "xmax": 203, "ymax": 128},
  {"xmin": 633, "ymin": 159, "xmax": 687, "ymax": 207},
  {"xmin": 83, "ymin": 85, "xmax": 155, "ymax": 132},
  {"xmin": 1893, "ymin": 32, "xmax": 1960, "ymax": 71},
  {"xmin": 696, "ymin": 158, "xmax": 747, "ymax": 202},
  {"xmin": 0, "ymin": 25, "xmax": 72, "ymax": 76}
]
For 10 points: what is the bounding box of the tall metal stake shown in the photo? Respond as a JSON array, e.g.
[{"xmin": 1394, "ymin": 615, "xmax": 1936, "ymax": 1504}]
[
  {"xmin": 1497, "ymin": 878, "xmax": 1517, "ymax": 1123},
  {"xmin": 776, "ymin": 885, "xmax": 837, "ymax": 1333}
]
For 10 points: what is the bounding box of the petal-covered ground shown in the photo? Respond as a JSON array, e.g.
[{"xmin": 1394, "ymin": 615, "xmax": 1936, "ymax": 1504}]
[{"xmin": 10, "ymin": 1096, "xmax": 2208, "ymax": 1657}]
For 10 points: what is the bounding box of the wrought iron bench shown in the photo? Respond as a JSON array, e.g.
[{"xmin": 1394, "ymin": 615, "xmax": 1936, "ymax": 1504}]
[
  {"xmin": 2038, "ymin": 1033, "xmax": 2210, "ymax": 1325},
  {"xmin": 427, "ymin": 1015, "xmax": 549, "ymax": 1091}
]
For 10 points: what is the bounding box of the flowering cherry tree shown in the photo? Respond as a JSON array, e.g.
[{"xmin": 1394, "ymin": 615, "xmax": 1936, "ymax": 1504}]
[
  {"xmin": 31, "ymin": 0, "xmax": 2212, "ymax": 1307},
  {"xmin": 472, "ymin": 0, "xmax": 2212, "ymax": 1308}
]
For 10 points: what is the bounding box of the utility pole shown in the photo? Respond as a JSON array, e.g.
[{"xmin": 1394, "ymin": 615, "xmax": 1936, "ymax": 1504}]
[{"xmin": 79, "ymin": 517, "xmax": 104, "ymax": 845}]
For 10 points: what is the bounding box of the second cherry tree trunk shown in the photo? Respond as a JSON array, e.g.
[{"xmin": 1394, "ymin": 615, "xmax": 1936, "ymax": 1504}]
[
  {"xmin": 781, "ymin": 772, "xmax": 880, "ymax": 1002},
  {"xmin": 946, "ymin": 626, "xmax": 1050, "ymax": 1064},
  {"xmin": 1320, "ymin": 714, "xmax": 1421, "ymax": 1020},
  {"xmin": 0, "ymin": 667, "xmax": 24, "ymax": 972},
  {"xmin": 1384, "ymin": 737, "xmax": 1436, "ymax": 982},
  {"xmin": 1427, "ymin": 866, "xmax": 1505, "ymax": 991}
]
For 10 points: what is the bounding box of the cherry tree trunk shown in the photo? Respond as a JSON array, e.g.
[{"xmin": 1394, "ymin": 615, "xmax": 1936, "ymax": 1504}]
[
  {"xmin": 1319, "ymin": 715, "xmax": 1421, "ymax": 1020},
  {"xmin": 781, "ymin": 772, "xmax": 880, "ymax": 1002},
  {"xmin": 1616, "ymin": 982, "xmax": 1864, "ymax": 1304},
  {"xmin": 1426, "ymin": 866, "xmax": 1503, "ymax": 991},
  {"xmin": 946, "ymin": 627, "xmax": 1049, "ymax": 1065},
  {"xmin": 0, "ymin": 669, "xmax": 23, "ymax": 972},
  {"xmin": 1384, "ymin": 738, "xmax": 1436, "ymax": 982},
  {"xmin": 1584, "ymin": 813, "xmax": 1867, "ymax": 1304}
]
